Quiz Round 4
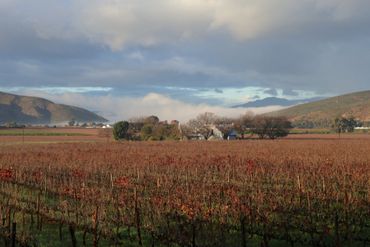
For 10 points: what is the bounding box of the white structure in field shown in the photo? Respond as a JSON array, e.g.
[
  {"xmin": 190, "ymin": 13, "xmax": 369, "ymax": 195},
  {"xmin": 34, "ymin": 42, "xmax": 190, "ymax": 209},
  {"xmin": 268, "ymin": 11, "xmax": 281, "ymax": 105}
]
[
  {"xmin": 355, "ymin": 127, "xmax": 370, "ymax": 130},
  {"xmin": 210, "ymin": 125, "xmax": 224, "ymax": 140}
]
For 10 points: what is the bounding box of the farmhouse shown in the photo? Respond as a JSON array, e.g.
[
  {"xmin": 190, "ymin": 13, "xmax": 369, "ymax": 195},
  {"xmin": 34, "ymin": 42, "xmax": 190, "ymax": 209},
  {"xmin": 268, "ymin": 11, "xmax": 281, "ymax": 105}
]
[
  {"xmin": 186, "ymin": 133, "xmax": 206, "ymax": 140},
  {"xmin": 210, "ymin": 125, "xmax": 224, "ymax": 140},
  {"xmin": 227, "ymin": 130, "xmax": 238, "ymax": 140},
  {"xmin": 184, "ymin": 125, "xmax": 239, "ymax": 141}
]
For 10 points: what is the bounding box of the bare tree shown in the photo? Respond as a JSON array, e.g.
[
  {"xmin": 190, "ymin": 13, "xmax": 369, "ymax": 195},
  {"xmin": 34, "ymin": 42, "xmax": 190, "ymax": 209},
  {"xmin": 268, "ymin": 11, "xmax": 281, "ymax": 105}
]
[
  {"xmin": 214, "ymin": 117, "xmax": 234, "ymax": 139},
  {"xmin": 179, "ymin": 123, "xmax": 193, "ymax": 140},
  {"xmin": 186, "ymin": 112, "xmax": 218, "ymax": 140},
  {"xmin": 233, "ymin": 112, "xmax": 254, "ymax": 138},
  {"xmin": 251, "ymin": 116, "xmax": 292, "ymax": 139},
  {"xmin": 144, "ymin": 115, "xmax": 160, "ymax": 125},
  {"xmin": 185, "ymin": 112, "xmax": 256, "ymax": 140}
]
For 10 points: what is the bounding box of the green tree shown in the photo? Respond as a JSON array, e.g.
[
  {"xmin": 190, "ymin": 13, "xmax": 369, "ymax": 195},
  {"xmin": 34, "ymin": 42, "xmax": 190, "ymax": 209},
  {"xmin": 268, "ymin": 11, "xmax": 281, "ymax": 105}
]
[
  {"xmin": 113, "ymin": 121, "xmax": 130, "ymax": 140},
  {"xmin": 141, "ymin": 124, "xmax": 154, "ymax": 140},
  {"xmin": 333, "ymin": 117, "xmax": 358, "ymax": 135},
  {"xmin": 346, "ymin": 117, "xmax": 357, "ymax": 132},
  {"xmin": 68, "ymin": 119, "xmax": 76, "ymax": 127}
]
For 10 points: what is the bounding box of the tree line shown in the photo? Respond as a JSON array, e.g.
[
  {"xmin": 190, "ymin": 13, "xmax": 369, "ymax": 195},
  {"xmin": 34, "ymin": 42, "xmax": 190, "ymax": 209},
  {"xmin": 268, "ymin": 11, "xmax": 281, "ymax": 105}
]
[
  {"xmin": 113, "ymin": 113, "xmax": 293, "ymax": 141},
  {"xmin": 113, "ymin": 116, "xmax": 181, "ymax": 141}
]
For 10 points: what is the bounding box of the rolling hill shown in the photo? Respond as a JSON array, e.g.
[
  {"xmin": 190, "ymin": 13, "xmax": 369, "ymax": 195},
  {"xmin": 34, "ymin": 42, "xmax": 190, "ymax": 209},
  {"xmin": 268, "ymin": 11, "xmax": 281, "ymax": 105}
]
[
  {"xmin": 266, "ymin": 90, "xmax": 370, "ymax": 127},
  {"xmin": 0, "ymin": 91, "xmax": 107, "ymax": 124}
]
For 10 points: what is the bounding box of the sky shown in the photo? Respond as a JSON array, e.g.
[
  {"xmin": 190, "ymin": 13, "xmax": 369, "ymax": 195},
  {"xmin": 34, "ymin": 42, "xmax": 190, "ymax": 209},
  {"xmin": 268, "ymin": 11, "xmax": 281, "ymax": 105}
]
[{"xmin": 1, "ymin": 0, "xmax": 370, "ymax": 121}]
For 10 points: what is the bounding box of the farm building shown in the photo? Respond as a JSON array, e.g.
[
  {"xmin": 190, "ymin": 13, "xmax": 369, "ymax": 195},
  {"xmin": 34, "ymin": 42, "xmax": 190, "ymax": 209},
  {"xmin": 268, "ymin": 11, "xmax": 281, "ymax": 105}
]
[
  {"xmin": 227, "ymin": 130, "xmax": 238, "ymax": 140},
  {"xmin": 210, "ymin": 126, "xmax": 224, "ymax": 140},
  {"xmin": 185, "ymin": 133, "xmax": 206, "ymax": 140},
  {"xmin": 181, "ymin": 123, "xmax": 239, "ymax": 141},
  {"xmin": 355, "ymin": 126, "xmax": 370, "ymax": 130}
]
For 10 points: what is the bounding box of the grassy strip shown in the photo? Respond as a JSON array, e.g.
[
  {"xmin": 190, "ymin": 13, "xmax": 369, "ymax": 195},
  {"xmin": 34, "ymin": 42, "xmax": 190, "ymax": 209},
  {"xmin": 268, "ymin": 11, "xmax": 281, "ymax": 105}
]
[
  {"xmin": 289, "ymin": 128, "xmax": 332, "ymax": 134},
  {"xmin": 289, "ymin": 129, "xmax": 370, "ymax": 134}
]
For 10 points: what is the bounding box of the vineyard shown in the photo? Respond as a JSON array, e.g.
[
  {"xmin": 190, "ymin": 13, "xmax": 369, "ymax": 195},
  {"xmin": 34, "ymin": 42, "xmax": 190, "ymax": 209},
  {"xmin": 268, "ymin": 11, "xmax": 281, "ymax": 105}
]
[{"xmin": 0, "ymin": 139, "xmax": 369, "ymax": 246}]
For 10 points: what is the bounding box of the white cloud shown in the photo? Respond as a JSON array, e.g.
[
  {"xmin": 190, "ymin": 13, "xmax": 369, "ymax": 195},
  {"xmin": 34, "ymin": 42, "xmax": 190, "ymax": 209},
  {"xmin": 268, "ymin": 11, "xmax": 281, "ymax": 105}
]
[
  {"xmin": 78, "ymin": 0, "xmax": 213, "ymax": 50},
  {"xmin": 78, "ymin": 0, "xmax": 370, "ymax": 49},
  {"xmin": 128, "ymin": 51, "xmax": 145, "ymax": 61},
  {"xmin": 5, "ymin": 0, "xmax": 368, "ymax": 50},
  {"xmin": 16, "ymin": 90, "xmax": 285, "ymax": 122}
]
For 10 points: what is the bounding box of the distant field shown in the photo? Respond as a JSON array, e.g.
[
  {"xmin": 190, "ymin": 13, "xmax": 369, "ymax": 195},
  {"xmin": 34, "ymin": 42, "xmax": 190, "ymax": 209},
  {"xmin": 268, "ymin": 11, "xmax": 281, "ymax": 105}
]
[
  {"xmin": 0, "ymin": 128, "xmax": 112, "ymax": 144},
  {"xmin": 290, "ymin": 128, "xmax": 369, "ymax": 134},
  {"xmin": 0, "ymin": 127, "xmax": 369, "ymax": 144},
  {"xmin": 286, "ymin": 133, "xmax": 370, "ymax": 140},
  {"xmin": 0, "ymin": 129, "xmax": 91, "ymax": 136}
]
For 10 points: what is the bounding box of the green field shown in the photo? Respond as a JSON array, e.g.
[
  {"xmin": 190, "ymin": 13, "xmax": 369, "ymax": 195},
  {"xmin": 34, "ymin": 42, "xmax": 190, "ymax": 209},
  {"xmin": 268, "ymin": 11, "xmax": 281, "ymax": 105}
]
[{"xmin": 289, "ymin": 128, "xmax": 332, "ymax": 134}]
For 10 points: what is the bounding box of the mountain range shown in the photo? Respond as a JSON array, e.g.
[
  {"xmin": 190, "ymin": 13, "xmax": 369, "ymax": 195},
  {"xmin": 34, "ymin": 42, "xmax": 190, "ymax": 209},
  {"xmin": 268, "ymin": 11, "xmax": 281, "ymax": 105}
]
[
  {"xmin": 1, "ymin": 90, "xmax": 370, "ymax": 127},
  {"xmin": 266, "ymin": 90, "xmax": 370, "ymax": 127},
  {"xmin": 0, "ymin": 91, "xmax": 107, "ymax": 124}
]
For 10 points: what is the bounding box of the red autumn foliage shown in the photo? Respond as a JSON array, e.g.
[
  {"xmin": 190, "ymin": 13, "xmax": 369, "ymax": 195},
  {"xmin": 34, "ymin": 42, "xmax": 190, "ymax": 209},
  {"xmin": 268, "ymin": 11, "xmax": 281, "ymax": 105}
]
[
  {"xmin": 0, "ymin": 169, "xmax": 13, "ymax": 181},
  {"xmin": 0, "ymin": 138, "xmax": 368, "ymax": 246},
  {"xmin": 114, "ymin": 176, "xmax": 130, "ymax": 187}
]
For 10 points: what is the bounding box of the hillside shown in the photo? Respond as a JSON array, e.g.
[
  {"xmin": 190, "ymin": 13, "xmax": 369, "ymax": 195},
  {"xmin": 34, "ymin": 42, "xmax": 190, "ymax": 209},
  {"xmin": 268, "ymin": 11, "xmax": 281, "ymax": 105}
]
[
  {"xmin": 266, "ymin": 90, "xmax": 370, "ymax": 127},
  {"xmin": 0, "ymin": 91, "xmax": 107, "ymax": 124},
  {"xmin": 233, "ymin": 97, "xmax": 323, "ymax": 108}
]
